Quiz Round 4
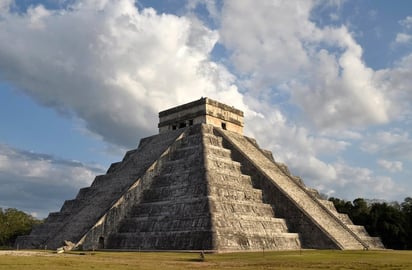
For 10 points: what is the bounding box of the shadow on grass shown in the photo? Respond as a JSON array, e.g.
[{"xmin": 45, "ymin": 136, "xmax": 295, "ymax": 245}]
[{"xmin": 186, "ymin": 258, "xmax": 206, "ymax": 262}]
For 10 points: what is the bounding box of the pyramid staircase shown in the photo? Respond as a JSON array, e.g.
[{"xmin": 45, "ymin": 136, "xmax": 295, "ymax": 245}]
[
  {"xmin": 203, "ymin": 126, "xmax": 301, "ymax": 250},
  {"xmin": 215, "ymin": 128, "xmax": 384, "ymax": 249}
]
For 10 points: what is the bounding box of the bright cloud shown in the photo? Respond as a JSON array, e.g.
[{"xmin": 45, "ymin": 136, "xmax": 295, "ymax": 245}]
[
  {"xmin": 219, "ymin": 1, "xmax": 391, "ymax": 131},
  {"xmin": 0, "ymin": 0, "xmax": 13, "ymax": 13},
  {"xmin": 361, "ymin": 130, "xmax": 412, "ymax": 160},
  {"xmin": 0, "ymin": 0, "xmax": 246, "ymax": 148},
  {"xmin": 400, "ymin": 16, "xmax": 412, "ymax": 29},
  {"xmin": 215, "ymin": 0, "xmax": 408, "ymax": 200},
  {"xmin": 395, "ymin": 33, "xmax": 412, "ymax": 44},
  {"xmin": 330, "ymin": 161, "xmax": 403, "ymax": 200},
  {"xmin": 377, "ymin": 159, "xmax": 403, "ymax": 173},
  {"xmin": 0, "ymin": 144, "xmax": 104, "ymax": 217}
]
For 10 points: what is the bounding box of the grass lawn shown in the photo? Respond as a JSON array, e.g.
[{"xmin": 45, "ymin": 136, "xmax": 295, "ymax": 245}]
[{"xmin": 0, "ymin": 250, "xmax": 411, "ymax": 269}]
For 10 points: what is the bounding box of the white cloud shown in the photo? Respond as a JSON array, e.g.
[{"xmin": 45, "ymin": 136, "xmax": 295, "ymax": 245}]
[
  {"xmin": 329, "ymin": 161, "xmax": 403, "ymax": 200},
  {"xmin": 395, "ymin": 33, "xmax": 412, "ymax": 44},
  {"xmin": 0, "ymin": 0, "xmax": 13, "ymax": 14},
  {"xmin": 220, "ymin": 1, "xmax": 314, "ymax": 87},
  {"xmin": 373, "ymin": 54, "xmax": 412, "ymax": 121},
  {"xmin": 219, "ymin": 0, "xmax": 390, "ymax": 131},
  {"xmin": 0, "ymin": 144, "xmax": 101, "ymax": 187},
  {"xmin": 361, "ymin": 130, "xmax": 412, "ymax": 160},
  {"xmin": 400, "ymin": 16, "xmax": 412, "ymax": 29},
  {"xmin": 0, "ymin": 144, "xmax": 104, "ymax": 217},
  {"xmin": 377, "ymin": 159, "xmax": 403, "ymax": 173},
  {"xmin": 0, "ymin": 0, "xmax": 246, "ymax": 148},
  {"xmin": 212, "ymin": 0, "xmax": 412, "ymax": 201},
  {"xmin": 27, "ymin": 5, "xmax": 50, "ymax": 29},
  {"xmin": 242, "ymin": 102, "xmax": 347, "ymax": 186}
]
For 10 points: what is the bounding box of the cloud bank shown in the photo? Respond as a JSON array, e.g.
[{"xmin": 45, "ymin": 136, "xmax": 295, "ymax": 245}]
[
  {"xmin": 0, "ymin": 144, "xmax": 104, "ymax": 217},
  {"xmin": 0, "ymin": 0, "xmax": 246, "ymax": 148}
]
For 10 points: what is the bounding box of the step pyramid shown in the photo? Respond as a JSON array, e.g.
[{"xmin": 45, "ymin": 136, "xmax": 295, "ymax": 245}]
[{"xmin": 16, "ymin": 98, "xmax": 384, "ymax": 251}]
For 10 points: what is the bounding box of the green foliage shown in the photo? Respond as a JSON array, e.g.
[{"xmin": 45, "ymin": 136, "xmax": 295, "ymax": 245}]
[
  {"xmin": 329, "ymin": 197, "xmax": 412, "ymax": 250},
  {"xmin": 0, "ymin": 208, "xmax": 42, "ymax": 247}
]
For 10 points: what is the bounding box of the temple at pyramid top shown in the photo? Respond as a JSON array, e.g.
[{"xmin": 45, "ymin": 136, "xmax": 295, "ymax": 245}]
[{"xmin": 158, "ymin": 97, "xmax": 244, "ymax": 134}]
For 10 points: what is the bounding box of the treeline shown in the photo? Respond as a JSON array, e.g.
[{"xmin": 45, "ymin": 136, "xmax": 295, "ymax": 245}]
[
  {"xmin": 329, "ymin": 197, "xmax": 412, "ymax": 250},
  {"xmin": 0, "ymin": 208, "xmax": 42, "ymax": 248}
]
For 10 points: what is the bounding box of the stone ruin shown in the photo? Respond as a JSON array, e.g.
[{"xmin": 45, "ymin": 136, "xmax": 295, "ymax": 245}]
[{"xmin": 16, "ymin": 97, "xmax": 384, "ymax": 251}]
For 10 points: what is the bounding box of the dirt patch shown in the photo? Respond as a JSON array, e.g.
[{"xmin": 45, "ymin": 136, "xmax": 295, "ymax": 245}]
[{"xmin": 0, "ymin": 250, "xmax": 57, "ymax": 256}]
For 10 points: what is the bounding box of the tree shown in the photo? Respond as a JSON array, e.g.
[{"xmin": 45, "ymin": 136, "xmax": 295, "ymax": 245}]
[
  {"xmin": 350, "ymin": 198, "xmax": 371, "ymax": 229},
  {"xmin": 401, "ymin": 197, "xmax": 412, "ymax": 249},
  {"xmin": 328, "ymin": 197, "xmax": 352, "ymax": 214},
  {"xmin": 329, "ymin": 197, "xmax": 412, "ymax": 250},
  {"xmin": 0, "ymin": 208, "xmax": 42, "ymax": 247},
  {"xmin": 369, "ymin": 202, "xmax": 408, "ymax": 249}
]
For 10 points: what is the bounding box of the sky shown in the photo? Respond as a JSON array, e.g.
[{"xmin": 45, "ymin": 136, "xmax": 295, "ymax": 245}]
[{"xmin": 0, "ymin": 0, "xmax": 411, "ymax": 218}]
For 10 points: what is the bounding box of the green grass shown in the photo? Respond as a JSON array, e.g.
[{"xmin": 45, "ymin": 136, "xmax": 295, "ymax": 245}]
[{"xmin": 1, "ymin": 250, "xmax": 411, "ymax": 269}]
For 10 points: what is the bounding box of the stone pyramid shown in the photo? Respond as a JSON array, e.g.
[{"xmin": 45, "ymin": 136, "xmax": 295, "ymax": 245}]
[{"xmin": 17, "ymin": 98, "xmax": 384, "ymax": 251}]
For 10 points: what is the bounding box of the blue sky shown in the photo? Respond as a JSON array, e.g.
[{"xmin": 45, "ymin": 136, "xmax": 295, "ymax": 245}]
[{"xmin": 0, "ymin": 0, "xmax": 411, "ymax": 218}]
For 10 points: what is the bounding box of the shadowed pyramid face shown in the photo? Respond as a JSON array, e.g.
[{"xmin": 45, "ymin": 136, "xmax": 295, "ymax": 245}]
[{"xmin": 16, "ymin": 98, "xmax": 384, "ymax": 251}]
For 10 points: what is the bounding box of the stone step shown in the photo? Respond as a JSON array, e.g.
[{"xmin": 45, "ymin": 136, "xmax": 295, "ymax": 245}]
[
  {"xmin": 216, "ymin": 229, "xmax": 299, "ymax": 239},
  {"xmin": 215, "ymin": 231, "xmax": 301, "ymax": 250},
  {"xmin": 207, "ymin": 156, "xmax": 242, "ymax": 172},
  {"xmin": 44, "ymin": 212, "xmax": 69, "ymax": 222},
  {"xmin": 207, "ymin": 171, "xmax": 253, "ymax": 187},
  {"xmin": 213, "ymin": 217, "xmax": 289, "ymax": 234},
  {"xmin": 203, "ymin": 144, "xmax": 232, "ymax": 159},
  {"xmin": 152, "ymin": 176, "xmax": 204, "ymax": 188},
  {"xmin": 30, "ymin": 222, "xmax": 65, "ymax": 235},
  {"xmin": 60, "ymin": 199, "xmax": 78, "ymax": 213},
  {"xmin": 14, "ymin": 235, "xmax": 48, "ymax": 249},
  {"xmin": 75, "ymin": 187, "xmax": 92, "ymax": 200},
  {"xmin": 208, "ymin": 181, "xmax": 257, "ymax": 193},
  {"xmin": 91, "ymin": 175, "xmax": 123, "ymax": 187},
  {"xmin": 121, "ymin": 149, "xmax": 138, "ymax": 162},
  {"xmin": 175, "ymin": 133, "xmax": 202, "ymax": 148},
  {"xmin": 317, "ymin": 199, "xmax": 354, "ymax": 225},
  {"xmin": 336, "ymin": 213, "xmax": 354, "ymax": 225},
  {"xmin": 347, "ymin": 225, "xmax": 369, "ymax": 236},
  {"xmin": 319, "ymin": 200, "xmax": 337, "ymax": 212},
  {"xmin": 362, "ymin": 237, "xmax": 385, "ymax": 249},
  {"xmin": 107, "ymin": 230, "xmax": 213, "ymax": 250},
  {"xmin": 203, "ymin": 133, "xmax": 224, "ymax": 147},
  {"xmin": 142, "ymin": 183, "xmax": 208, "ymax": 202},
  {"xmin": 208, "ymin": 185, "xmax": 263, "ymax": 202},
  {"xmin": 343, "ymin": 225, "xmax": 384, "ymax": 248},
  {"xmin": 106, "ymin": 161, "xmax": 122, "ymax": 173},
  {"xmin": 153, "ymin": 168, "xmax": 201, "ymax": 179},
  {"xmin": 169, "ymin": 145, "xmax": 202, "ymax": 160},
  {"xmin": 118, "ymin": 216, "xmax": 211, "ymax": 233},
  {"xmin": 160, "ymin": 159, "xmax": 203, "ymax": 173},
  {"xmin": 129, "ymin": 197, "xmax": 210, "ymax": 218},
  {"xmin": 209, "ymin": 198, "xmax": 275, "ymax": 217}
]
